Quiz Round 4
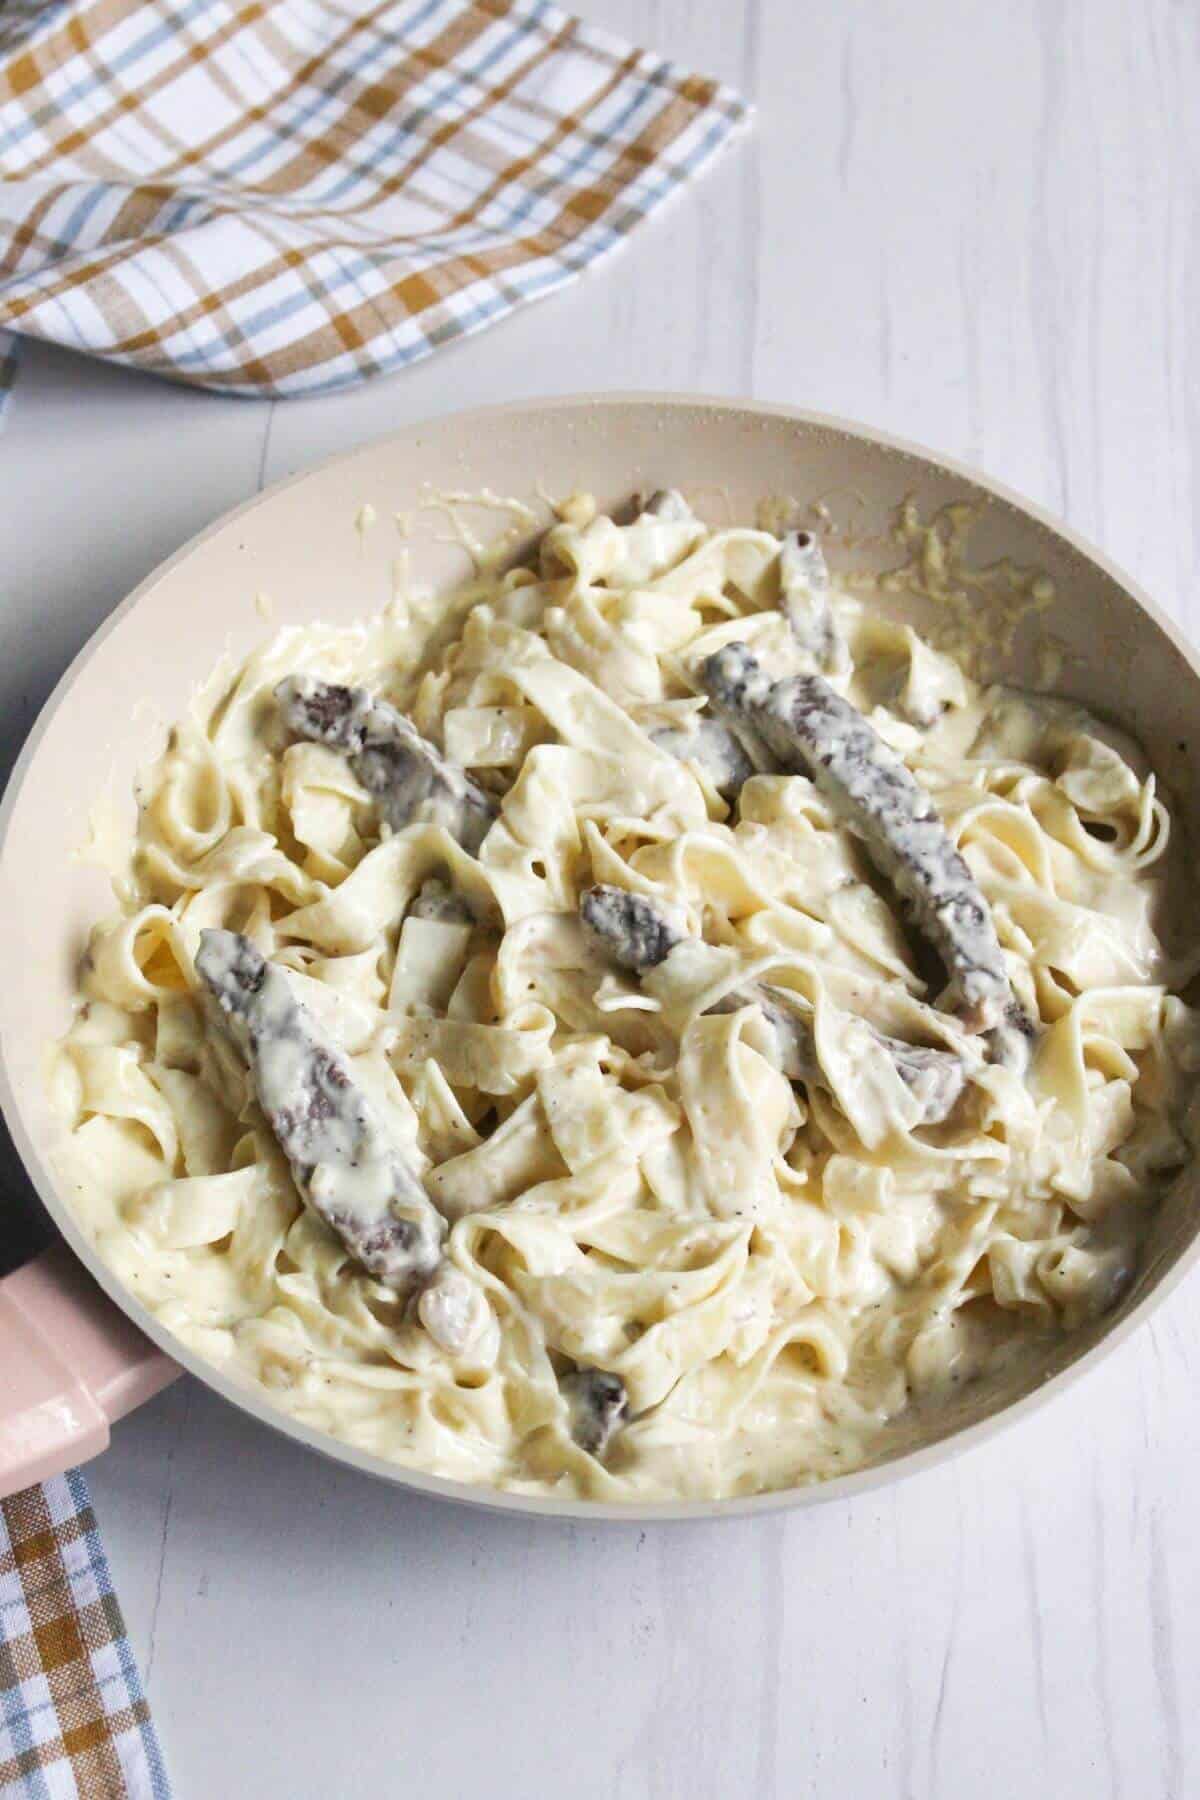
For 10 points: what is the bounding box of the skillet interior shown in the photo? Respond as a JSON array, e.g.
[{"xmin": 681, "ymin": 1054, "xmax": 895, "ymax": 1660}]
[{"xmin": 4, "ymin": 394, "xmax": 1197, "ymax": 1519}]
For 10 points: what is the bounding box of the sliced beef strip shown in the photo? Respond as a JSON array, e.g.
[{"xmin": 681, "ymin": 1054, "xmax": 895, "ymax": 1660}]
[
  {"xmin": 277, "ymin": 675, "xmax": 497, "ymax": 854},
  {"xmin": 579, "ymin": 885, "xmax": 967, "ymax": 1122}
]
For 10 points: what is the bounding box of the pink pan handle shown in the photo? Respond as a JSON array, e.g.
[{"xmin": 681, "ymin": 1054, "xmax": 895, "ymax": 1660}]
[{"xmin": 0, "ymin": 1244, "xmax": 178, "ymax": 1499}]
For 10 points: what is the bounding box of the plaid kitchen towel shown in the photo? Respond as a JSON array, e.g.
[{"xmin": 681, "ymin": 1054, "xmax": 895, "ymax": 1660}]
[
  {"xmin": 0, "ymin": 0, "xmax": 748, "ymax": 415},
  {"xmin": 0, "ymin": 1472, "xmax": 168, "ymax": 1800}
]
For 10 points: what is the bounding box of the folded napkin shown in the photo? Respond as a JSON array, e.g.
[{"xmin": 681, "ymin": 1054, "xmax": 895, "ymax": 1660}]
[
  {"xmin": 0, "ymin": 0, "xmax": 747, "ymax": 417},
  {"xmin": 1, "ymin": 1472, "xmax": 168, "ymax": 1799}
]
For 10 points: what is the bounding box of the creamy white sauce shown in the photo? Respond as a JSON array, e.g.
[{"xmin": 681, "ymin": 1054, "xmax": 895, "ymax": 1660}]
[{"xmin": 52, "ymin": 493, "xmax": 1199, "ymax": 1503}]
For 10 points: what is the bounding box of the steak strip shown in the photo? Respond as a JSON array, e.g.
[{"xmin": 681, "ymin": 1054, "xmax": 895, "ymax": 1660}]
[
  {"xmin": 196, "ymin": 930, "xmax": 490, "ymax": 1352},
  {"xmin": 779, "ymin": 529, "xmax": 849, "ymax": 675},
  {"xmin": 562, "ymin": 1367, "xmax": 629, "ymax": 1457},
  {"xmin": 580, "ymin": 886, "xmax": 966, "ymax": 1124},
  {"xmin": 277, "ymin": 676, "xmax": 497, "ymax": 853},
  {"xmin": 649, "ymin": 717, "xmax": 759, "ymax": 800},
  {"xmin": 698, "ymin": 645, "xmax": 1031, "ymax": 1060}
]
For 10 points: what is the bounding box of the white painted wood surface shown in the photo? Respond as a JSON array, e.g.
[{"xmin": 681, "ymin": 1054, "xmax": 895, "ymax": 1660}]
[{"xmin": 4, "ymin": 1, "xmax": 1198, "ymax": 1793}]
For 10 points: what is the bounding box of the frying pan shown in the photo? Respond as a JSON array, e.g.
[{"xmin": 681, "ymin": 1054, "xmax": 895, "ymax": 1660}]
[{"xmin": 2, "ymin": 394, "xmax": 1197, "ymax": 1521}]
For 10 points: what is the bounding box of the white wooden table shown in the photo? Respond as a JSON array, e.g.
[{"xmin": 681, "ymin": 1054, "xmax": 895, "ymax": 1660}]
[{"xmin": 5, "ymin": 2, "xmax": 1198, "ymax": 1793}]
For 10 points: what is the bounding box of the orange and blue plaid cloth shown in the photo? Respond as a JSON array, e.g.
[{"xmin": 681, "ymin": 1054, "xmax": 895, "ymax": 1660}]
[
  {"xmin": 1, "ymin": 1472, "xmax": 168, "ymax": 1799},
  {"xmin": 0, "ymin": 0, "xmax": 748, "ymax": 417}
]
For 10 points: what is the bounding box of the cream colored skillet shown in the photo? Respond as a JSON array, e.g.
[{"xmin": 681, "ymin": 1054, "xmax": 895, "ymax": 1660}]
[{"xmin": 2, "ymin": 394, "xmax": 1198, "ymax": 1521}]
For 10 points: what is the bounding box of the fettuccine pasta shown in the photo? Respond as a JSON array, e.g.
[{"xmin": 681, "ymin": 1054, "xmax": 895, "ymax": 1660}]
[{"xmin": 52, "ymin": 491, "xmax": 1200, "ymax": 1501}]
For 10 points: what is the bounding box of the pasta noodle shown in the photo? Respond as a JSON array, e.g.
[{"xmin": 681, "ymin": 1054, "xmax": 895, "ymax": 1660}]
[{"xmin": 52, "ymin": 491, "xmax": 1200, "ymax": 1502}]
